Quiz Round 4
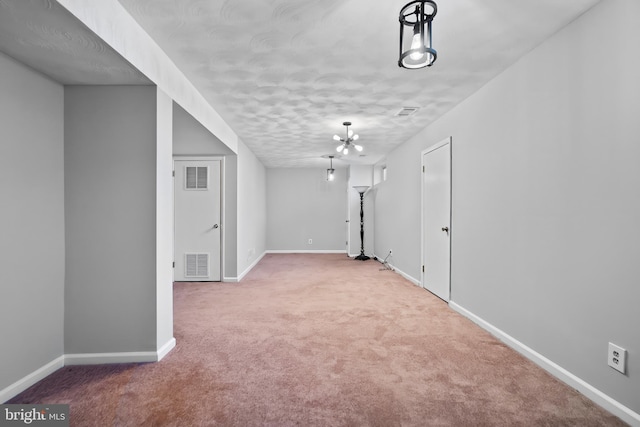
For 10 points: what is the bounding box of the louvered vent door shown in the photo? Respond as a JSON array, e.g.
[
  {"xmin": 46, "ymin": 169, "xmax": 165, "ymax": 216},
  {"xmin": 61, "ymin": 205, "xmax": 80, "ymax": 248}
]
[{"xmin": 174, "ymin": 159, "xmax": 222, "ymax": 281}]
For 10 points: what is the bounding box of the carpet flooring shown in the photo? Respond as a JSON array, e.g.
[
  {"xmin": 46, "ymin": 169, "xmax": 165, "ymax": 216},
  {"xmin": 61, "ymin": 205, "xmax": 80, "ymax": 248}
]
[{"xmin": 9, "ymin": 253, "xmax": 626, "ymax": 426}]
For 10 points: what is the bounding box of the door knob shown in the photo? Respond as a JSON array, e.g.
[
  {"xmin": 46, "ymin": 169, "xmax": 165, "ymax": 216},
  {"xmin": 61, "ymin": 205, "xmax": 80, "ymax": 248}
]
[
  {"xmin": 441, "ymin": 226, "xmax": 449, "ymax": 233},
  {"xmin": 213, "ymin": 224, "xmax": 219, "ymax": 229}
]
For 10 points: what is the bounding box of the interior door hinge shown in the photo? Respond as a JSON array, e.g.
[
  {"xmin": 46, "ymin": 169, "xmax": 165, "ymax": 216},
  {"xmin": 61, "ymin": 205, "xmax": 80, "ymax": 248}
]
[
  {"xmin": 423, "ymin": 165, "xmax": 425, "ymax": 173},
  {"xmin": 172, "ymin": 262, "xmax": 175, "ymax": 268},
  {"xmin": 422, "ymin": 265, "xmax": 425, "ymax": 273},
  {"xmin": 172, "ymin": 170, "xmax": 175, "ymax": 177}
]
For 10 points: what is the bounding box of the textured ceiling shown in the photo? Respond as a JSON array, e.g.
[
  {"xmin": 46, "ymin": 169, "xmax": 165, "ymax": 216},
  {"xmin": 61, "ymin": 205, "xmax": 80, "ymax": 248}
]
[
  {"xmin": 0, "ymin": 0, "xmax": 149, "ymax": 85},
  {"xmin": 117, "ymin": 0, "xmax": 599, "ymax": 168},
  {"xmin": 0, "ymin": 0, "xmax": 599, "ymax": 168}
]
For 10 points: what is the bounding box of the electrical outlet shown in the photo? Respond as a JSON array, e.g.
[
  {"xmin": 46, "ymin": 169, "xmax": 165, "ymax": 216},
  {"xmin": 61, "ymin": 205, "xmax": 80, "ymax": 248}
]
[
  {"xmin": 308, "ymin": 239, "xmax": 313, "ymax": 245},
  {"xmin": 608, "ymin": 342, "xmax": 626, "ymax": 374}
]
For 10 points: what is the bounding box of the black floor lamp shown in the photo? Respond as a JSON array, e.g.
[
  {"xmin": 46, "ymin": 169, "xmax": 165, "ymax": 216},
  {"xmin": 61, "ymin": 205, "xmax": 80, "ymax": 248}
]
[{"xmin": 353, "ymin": 186, "xmax": 370, "ymax": 261}]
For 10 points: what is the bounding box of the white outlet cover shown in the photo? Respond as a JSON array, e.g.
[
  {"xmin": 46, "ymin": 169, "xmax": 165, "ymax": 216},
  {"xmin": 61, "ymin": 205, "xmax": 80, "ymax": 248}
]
[{"xmin": 608, "ymin": 342, "xmax": 626, "ymax": 374}]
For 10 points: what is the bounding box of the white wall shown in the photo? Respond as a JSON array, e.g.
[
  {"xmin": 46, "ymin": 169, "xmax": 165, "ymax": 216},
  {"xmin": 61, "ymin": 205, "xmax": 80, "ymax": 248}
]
[
  {"xmin": 155, "ymin": 88, "xmax": 174, "ymax": 352},
  {"xmin": 64, "ymin": 86, "xmax": 158, "ymax": 354},
  {"xmin": 267, "ymin": 168, "xmax": 347, "ymax": 252},
  {"xmin": 237, "ymin": 140, "xmax": 267, "ymax": 279},
  {"xmin": 374, "ymin": 0, "xmax": 639, "ymax": 418},
  {"xmin": 0, "ymin": 53, "xmax": 65, "ymax": 395}
]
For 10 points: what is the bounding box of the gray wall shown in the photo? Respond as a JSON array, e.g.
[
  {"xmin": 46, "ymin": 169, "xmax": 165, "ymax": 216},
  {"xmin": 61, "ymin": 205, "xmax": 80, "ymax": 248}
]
[
  {"xmin": 237, "ymin": 139, "xmax": 267, "ymax": 277},
  {"xmin": 172, "ymin": 102, "xmax": 238, "ymax": 278},
  {"xmin": 267, "ymin": 168, "xmax": 347, "ymax": 252},
  {"xmin": 64, "ymin": 86, "xmax": 158, "ymax": 353},
  {"xmin": 0, "ymin": 53, "xmax": 65, "ymax": 391},
  {"xmin": 374, "ymin": 0, "xmax": 639, "ymax": 413}
]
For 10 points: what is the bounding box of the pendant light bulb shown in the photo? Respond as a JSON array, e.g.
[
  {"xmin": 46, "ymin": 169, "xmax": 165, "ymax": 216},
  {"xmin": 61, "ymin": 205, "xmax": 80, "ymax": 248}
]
[
  {"xmin": 410, "ymin": 25, "xmax": 424, "ymax": 61},
  {"xmin": 354, "ymin": 144, "xmax": 363, "ymax": 152},
  {"xmin": 333, "ymin": 135, "xmax": 341, "ymax": 141},
  {"xmin": 352, "ymin": 134, "xmax": 359, "ymax": 141},
  {"xmin": 336, "ymin": 144, "xmax": 344, "ymax": 153},
  {"xmin": 343, "ymin": 147, "xmax": 349, "ymax": 155}
]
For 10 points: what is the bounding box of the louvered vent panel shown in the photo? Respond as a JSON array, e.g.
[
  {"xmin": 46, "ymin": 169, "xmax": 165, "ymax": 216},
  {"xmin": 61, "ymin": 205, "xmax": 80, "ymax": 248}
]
[
  {"xmin": 185, "ymin": 166, "xmax": 208, "ymax": 189},
  {"xmin": 197, "ymin": 254, "xmax": 209, "ymax": 277},
  {"xmin": 197, "ymin": 167, "xmax": 208, "ymax": 189},
  {"xmin": 185, "ymin": 253, "xmax": 209, "ymax": 278},
  {"xmin": 186, "ymin": 167, "xmax": 197, "ymax": 189}
]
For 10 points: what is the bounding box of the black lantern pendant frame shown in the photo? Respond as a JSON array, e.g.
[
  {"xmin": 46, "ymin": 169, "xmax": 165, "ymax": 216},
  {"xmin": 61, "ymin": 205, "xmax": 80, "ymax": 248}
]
[{"xmin": 399, "ymin": 0, "xmax": 437, "ymax": 69}]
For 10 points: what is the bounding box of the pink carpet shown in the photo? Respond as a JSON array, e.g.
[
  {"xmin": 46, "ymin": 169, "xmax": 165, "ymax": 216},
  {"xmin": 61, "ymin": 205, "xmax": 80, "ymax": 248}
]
[{"xmin": 10, "ymin": 254, "xmax": 626, "ymax": 426}]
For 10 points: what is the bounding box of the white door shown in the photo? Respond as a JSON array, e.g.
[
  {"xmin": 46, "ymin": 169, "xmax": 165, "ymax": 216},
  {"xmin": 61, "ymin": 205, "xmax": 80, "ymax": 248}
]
[
  {"xmin": 422, "ymin": 138, "xmax": 451, "ymax": 301},
  {"xmin": 174, "ymin": 159, "xmax": 222, "ymax": 281}
]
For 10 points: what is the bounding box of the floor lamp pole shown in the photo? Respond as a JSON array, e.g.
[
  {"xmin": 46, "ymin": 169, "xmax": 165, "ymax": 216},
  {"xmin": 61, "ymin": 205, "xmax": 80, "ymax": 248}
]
[{"xmin": 353, "ymin": 186, "xmax": 370, "ymax": 261}]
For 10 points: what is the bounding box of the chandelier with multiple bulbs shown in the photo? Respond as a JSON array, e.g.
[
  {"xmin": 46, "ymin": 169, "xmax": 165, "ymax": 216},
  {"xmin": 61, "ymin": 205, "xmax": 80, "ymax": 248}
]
[
  {"xmin": 333, "ymin": 121, "xmax": 362, "ymax": 155},
  {"xmin": 398, "ymin": 0, "xmax": 437, "ymax": 69}
]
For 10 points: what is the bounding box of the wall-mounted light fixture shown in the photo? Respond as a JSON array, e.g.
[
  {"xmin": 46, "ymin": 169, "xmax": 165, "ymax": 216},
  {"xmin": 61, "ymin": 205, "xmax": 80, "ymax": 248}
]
[
  {"xmin": 399, "ymin": 0, "xmax": 437, "ymax": 69},
  {"xmin": 327, "ymin": 156, "xmax": 335, "ymax": 181}
]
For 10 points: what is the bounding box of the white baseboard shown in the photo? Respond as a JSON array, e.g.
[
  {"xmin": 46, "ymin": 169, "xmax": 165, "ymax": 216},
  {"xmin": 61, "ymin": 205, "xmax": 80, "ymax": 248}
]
[
  {"xmin": 390, "ymin": 265, "xmax": 420, "ymax": 287},
  {"xmin": 372, "ymin": 254, "xmax": 421, "ymax": 287},
  {"xmin": 2, "ymin": 339, "xmax": 177, "ymax": 402},
  {"xmin": 266, "ymin": 250, "xmax": 347, "ymax": 254},
  {"xmin": 157, "ymin": 337, "xmax": 176, "ymax": 361},
  {"xmin": 0, "ymin": 356, "xmax": 64, "ymax": 403},
  {"xmin": 449, "ymin": 301, "xmax": 640, "ymax": 426},
  {"xmin": 65, "ymin": 351, "xmax": 158, "ymax": 365},
  {"xmin": 235, "ymin": 251, "xmax": 267, "ymax": 282}
]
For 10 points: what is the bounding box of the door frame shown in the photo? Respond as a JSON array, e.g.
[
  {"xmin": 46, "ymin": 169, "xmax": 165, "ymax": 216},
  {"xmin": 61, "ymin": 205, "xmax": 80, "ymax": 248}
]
[
  {"xmin": 173, "ymin": 155, "xmax": 225, "ymax": 281},
  {"xmin": 420, "ymin": 137, "xmax": 452, "ymax": 301},
  {"xmin": 346, "ymin": 177, "xmax": 351, "ymax": 256}
]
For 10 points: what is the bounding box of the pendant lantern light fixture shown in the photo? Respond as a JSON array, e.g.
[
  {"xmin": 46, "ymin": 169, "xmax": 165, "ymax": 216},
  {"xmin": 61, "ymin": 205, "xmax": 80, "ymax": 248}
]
[
  {"xmin": 398, "ymin": 0, "xmax": 437, "ymax": 69},
  {"xmin": 333, "ymin": 122, "xmax": 362, "ymax": 156},
  {"xmin": 327, "ymin": 156, "xmax": 335, "ymax": 181}
]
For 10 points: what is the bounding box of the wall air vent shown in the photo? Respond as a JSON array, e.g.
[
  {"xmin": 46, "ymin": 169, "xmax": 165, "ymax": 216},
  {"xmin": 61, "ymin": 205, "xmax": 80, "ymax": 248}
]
[
  {"xmin": 396, "ymin": 107, "xmax": 419, "ymax": 117},
  {"xmin": 185, "ymin": 166, "xmax": 208, "ymax": 190},
  {"xmin": 185, "ymin": 253, "xmax": 210, "ymax": 278}
]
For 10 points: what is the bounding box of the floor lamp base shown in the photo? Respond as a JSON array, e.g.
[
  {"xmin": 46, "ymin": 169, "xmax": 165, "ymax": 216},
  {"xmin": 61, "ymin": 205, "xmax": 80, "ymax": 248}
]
[{"xmin": 354, "ymin": 254, "xmax": 370, "ymax": 261}]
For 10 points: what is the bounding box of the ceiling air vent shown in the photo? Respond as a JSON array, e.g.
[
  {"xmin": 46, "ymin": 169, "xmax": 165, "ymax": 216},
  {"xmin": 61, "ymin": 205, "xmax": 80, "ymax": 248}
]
[{"xmin": 396, "ymin": 107, "xmax": 419, "ymax": 117}]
